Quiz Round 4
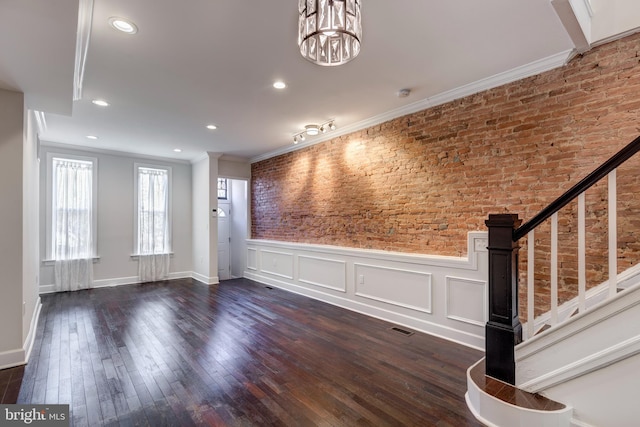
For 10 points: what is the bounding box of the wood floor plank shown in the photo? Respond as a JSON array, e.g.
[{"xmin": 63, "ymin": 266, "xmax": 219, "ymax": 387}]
[{"xmin": 16, "ymin": 277, "xmax": 483, "ymax": 426}]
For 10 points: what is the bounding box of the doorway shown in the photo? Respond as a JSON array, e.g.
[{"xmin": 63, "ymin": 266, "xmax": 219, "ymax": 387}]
[
  {"xmin": 217, "ymin": 201, "xmax": 230, "ymax": 280},
  {"xmin": 217, "ymin": 178, "xmax": 248, "ymax": 281}
]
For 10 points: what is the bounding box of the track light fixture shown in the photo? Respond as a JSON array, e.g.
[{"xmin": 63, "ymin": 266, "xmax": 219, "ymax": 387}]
[{"xmin": 292, "ymin": 120, "xmax": 336, "ymax": 144}]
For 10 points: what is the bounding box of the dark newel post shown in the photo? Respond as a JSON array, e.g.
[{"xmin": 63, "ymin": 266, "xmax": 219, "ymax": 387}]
[{"xmin": 485, "ymin": 214, "xmax": 522, "ymax": 385}]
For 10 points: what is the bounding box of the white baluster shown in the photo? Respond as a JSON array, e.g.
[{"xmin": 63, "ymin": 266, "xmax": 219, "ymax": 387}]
[
  {"xmin": 551, "ymin": 212, "xmax": 559, "ymax": 325},
  {"xmin": 608, "ymin": 170, "xmax": 617, "ymax": 298},
  {"xmin": 578, "ymin": 192, "xmax": 586, "ymax": 312},
  {"xmin": 527, "ymin": 230, "xmax": 535, "ymax": 339}
]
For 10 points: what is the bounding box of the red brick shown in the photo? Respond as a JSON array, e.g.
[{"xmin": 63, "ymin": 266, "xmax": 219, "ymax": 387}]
[{"xmin": 251, "ymin": 33, "xmax": 640, "ymax": 310}]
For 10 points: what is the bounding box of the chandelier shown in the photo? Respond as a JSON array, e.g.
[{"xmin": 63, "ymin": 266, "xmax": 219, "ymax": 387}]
[{"xmin": 298, "ymin": 0, "xmax": 362, "ymax": 66}]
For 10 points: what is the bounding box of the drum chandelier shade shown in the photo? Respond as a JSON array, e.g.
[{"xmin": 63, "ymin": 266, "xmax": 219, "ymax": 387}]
[{"xmin": 298, "ymin": 0, "xmax": 362, "ymax": 66}]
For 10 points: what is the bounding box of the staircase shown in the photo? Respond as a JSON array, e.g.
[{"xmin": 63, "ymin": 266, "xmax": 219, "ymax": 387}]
[
  {"xmin": 466, "ymin": 135, "xmax": 640, "ymax": 427},
  {"xmin": 516, "ymin": 282, "xmax": 640, "ymax": 426},
  {"xmin": 522, "ymin": 263, "xmax": 640, "ymax": 340}
]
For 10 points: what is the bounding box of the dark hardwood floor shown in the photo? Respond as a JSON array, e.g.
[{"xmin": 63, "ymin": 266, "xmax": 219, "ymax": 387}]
[
  {"xmin": 18, "ymin": 278, "xmax": 484, "ymax": 426},
  {"xmin": 0, "ymin": 364, "xmax": 24, "ymax": 404}
]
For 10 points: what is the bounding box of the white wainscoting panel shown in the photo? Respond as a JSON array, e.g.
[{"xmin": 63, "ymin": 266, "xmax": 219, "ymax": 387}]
[
  {"xmin": 260, "ymin": 250, "xmax": 294, "ymax": 279},
  {"xmin": 355, "ymin": 264, "xmax": 432, "ymax": 314},
  {"xmin": 247, "ymin": 247, "xmax": 257, "ymax": 270},
  {"xmin": 446, "ymin": 276, "xmax": 487, "ymax": 326},
  {"xmin": 299, "ymin": 255, "xmax": 347, "ymax": 292},
  {"xmin": 245, "ymin": 232, "xmax": 489, "ymax": 350}
]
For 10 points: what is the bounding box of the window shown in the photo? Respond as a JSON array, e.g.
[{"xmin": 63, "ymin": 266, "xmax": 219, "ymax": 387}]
[
  {"xmin": 46, "ymin": 154, "xmax": 97, "ymax": 260},
  {"xmin": 135, "ymin": 164, "xmax": 171, "ymax": 254},
  {"xmin": 217, "ymin": 177, "xmax": 228, "ymax": 200}
]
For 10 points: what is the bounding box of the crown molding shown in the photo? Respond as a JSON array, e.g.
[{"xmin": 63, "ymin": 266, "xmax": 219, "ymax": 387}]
[
  {"xmin": 583, "ymin": 0, "xmax": 594, "ymax": 17},
  {"xmin": 591, "ymin": 26, "xmax": 640, "ymax": 48},
  {"xmin": 190, "ymin": 153, "xmax": 210, "ymax": 164},
  {"xmin": 250, "ymin": 49, "xmax": 574, "ymax": 164},
  {"xmin": 40, "ymin": 140, "xmax": 191, "ymax": 165}
]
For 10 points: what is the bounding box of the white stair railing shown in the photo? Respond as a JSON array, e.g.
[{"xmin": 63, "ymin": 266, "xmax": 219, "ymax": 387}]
[
  {"xmin": 522, "ymin": 165, "xmax": 633, "ymax": 341},
  {"xmin": 523, "ymin": 169, "xmax": 618, "ymax": 340},
  {"xmin": 486, "ymin": 135, "xmax": 640, "ymax": 383}
]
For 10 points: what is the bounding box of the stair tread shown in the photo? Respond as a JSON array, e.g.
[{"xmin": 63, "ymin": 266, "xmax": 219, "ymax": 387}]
[{"xmin": 470, "ymin": 360, "xmax": 566, "ymax": 411}]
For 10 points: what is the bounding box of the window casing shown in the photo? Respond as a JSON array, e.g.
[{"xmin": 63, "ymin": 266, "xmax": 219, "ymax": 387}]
[
  {"xmin": 46, "ymin": 153, "xmax": 98, "ymax": 260},
  {"xmin": 217, "ymin": 178, "xmax": 228, "ymax": 200},
  {"xmin": 134, "ymin": 164, "xmax": 172, "ymax": 255}
]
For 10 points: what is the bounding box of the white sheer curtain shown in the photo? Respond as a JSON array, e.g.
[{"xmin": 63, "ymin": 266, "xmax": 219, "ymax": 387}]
[
  {"xmin": 52, "ymin": 159, "xmax": 94, "ymax": 292},
  {"xmin": 138, "ymin": 167, "xmax": 170, "ymax": 282}
]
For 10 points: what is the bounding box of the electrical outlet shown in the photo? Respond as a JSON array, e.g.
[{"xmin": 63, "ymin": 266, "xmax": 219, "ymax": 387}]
[
  {"xmin": 359, "ymin": 274, "xmax": 364, "ymax": 285},
  {"xmin": 474, "ymin": 238, "xmax": 488, "ymax": 252}
]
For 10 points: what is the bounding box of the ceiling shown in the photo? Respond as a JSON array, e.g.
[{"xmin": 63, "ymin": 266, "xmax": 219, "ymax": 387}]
[{"xmin": 0, "ymin": 1, "xmax": 633, "ymax": 162}]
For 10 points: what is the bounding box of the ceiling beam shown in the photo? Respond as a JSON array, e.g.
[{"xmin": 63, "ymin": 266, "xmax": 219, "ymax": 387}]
[{"xmin": 552, "ymin": 0, "xmax": 591, "ymax": 53}]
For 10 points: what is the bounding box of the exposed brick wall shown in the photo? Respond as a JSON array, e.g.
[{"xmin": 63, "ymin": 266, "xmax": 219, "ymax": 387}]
[{"xmin": 252, "ymin": 34, "xmax": 640, "ymax": 311}]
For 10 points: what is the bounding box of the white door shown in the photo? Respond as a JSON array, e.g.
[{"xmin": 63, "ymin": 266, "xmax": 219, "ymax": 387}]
[{"xmin": 217, "ymin": 202, "xmax": 231, "ymax": 280}]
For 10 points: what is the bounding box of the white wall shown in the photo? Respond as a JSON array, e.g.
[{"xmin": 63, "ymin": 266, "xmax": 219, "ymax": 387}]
[
  {"xmin": 0, "ymin": 88, "xmax": 25, "ymax": 368},
  {"xmin": 39, "ymin": 143, "xmax": 193, "ymax": 290},
  {"xmin": 192, "ymin": 156, "xmax": 210, "ymax": 281},
  {"xmin": 591, "ymin": 0, "xmax": 640, "ymax": 42},
  {"xmin": 22, "ymin": 110, "xmax": 41, "ymax": 359},
  {"xmin": 246, "ymin": 232, "xmax": 489, "ymax": 349},
  {"xmin": 219, "ymin": 157, "xmax": 250, "ymax": 179},
  {"xmin": 208, "ymin": 155, "xmax": 219, "ymax": 283},
  {"xmin": 191, "ymin": 153, "xmax": 219, "ymax": 284}
]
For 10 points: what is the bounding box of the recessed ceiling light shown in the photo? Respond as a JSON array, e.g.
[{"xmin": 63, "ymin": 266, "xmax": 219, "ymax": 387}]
[
  {"xmin": 173, "ymin": 148, "xmax": 182, "ymax": 153},
  {"xmin": 273, "ymin": 81, "xmax": 286, "ymax": 89},
  {"xmin": 92, "ymin": 99, "xmax": 109, "ymax": 107},
  {"xmin": 206, "ymin": 124, "xmax": 217, "ymax": 130},
  {"xmin": 86, "ymin": 135, "xmax": 98, "ymax": 140},
  {"xmin": 108, "ymin": 17, "xmax": 138, "ymax": 34}
]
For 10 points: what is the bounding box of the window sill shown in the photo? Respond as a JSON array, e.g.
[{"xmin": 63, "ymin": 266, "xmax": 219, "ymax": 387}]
[
  {"xmin": 42, "ymin": 257, "xmax": 101, "ymax": 266},
  {"xmin": 130, "ymin": 253, "xmax": 174, "ymax": 260}
]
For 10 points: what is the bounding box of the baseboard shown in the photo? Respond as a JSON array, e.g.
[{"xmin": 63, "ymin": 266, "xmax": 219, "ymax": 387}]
[
  {"xmin": 571, "ymin": 418, "xmax": 597, "ymax": 427},
  {"xmin": 191, "ymin": 272, "xmax": 219, "ymax": 285},
  {"xmin": 92, "ymin": 275, "xmax": 140, "ymax": 288},
  {"xmin": 23, "ymin": 297, "xmax": 42, "ymax": 364},
  {"xmin": 40, "ymin": 271, "xmax": 195, "ymax": 293},
  {"xmin": 0, "ymin": 348, "xmax": 26, "ymax": 371},
  {"xmin": 0, "ymin": 298, "xmax": 43, "ymax": 369},
  {"xmin": 245, "ymin": 271, "xmax": 484, "ymax": 350},
  {"xmin": 93, "ymin": 271, "xmax": 193, "ymax": 288},
  {"xmin": 39, "ymin": 284, "xmax": 56, "ymax": 294}
]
